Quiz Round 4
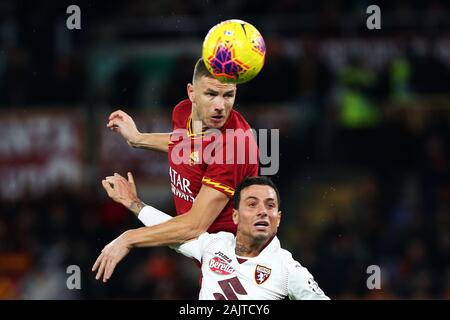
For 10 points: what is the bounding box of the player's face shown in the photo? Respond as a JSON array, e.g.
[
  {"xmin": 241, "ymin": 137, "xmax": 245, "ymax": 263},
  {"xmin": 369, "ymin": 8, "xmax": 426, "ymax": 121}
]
[
  {"xmin": 234, "ymin": 185, "xmax": 281, "ymax": 242},
  {"xmin": 188, "ymin": 76, "xmax": 236, "ymax": 129}
]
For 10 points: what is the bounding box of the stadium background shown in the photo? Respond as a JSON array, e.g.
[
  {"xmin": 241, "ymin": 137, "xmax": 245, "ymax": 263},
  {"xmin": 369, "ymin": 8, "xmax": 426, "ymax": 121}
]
[{"xmin": 0, "ymin": 0, "xmax": 449, "ymax": 299}]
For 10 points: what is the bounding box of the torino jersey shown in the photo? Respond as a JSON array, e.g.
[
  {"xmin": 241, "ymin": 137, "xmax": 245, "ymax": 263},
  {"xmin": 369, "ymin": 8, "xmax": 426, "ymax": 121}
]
[
  {"xmin": 173, "ymin": 232, "xmax": 330, "ymax": 300},
  {"xmin": 168, "ymin": 99, "xmax": 259, "ymax": 234}
]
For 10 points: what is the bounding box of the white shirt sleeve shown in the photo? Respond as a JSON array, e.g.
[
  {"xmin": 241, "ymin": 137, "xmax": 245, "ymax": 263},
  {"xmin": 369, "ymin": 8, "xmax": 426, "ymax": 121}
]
[
  {"xmin": 137, "ymin": 205, "xmax": 173, "ymax": 226},
  {"xmin": 287, "ymin": 261, "xmax": 330, "ymax": 300},
  {"xmin": 170, "ymin": 233, "xmax": 212, "ymax": 262}
]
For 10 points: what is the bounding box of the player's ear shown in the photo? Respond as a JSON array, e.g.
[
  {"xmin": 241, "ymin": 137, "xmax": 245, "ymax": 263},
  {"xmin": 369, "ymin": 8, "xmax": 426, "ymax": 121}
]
[
  {"xmin": 276, "ymin": 211, "xmax": 281, "ymax": 228},
  {"xmin": 232, "ymin": 209, "xmax": 239, "ymax": 225},
  {"xmin": 187, "ymin": 83, "xmax": 194, "ymax": 102}
]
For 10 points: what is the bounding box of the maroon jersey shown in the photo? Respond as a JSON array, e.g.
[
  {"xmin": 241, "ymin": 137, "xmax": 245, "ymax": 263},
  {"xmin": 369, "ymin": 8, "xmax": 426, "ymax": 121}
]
[{"xmin": 168, "ymin": 99, "xmax": 259, "ymax": 234}]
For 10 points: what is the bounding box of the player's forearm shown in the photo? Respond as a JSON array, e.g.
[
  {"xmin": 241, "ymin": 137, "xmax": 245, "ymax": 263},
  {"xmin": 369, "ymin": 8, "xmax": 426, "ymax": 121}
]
[
  {"xmin": 124, "ymin": 186, "xmax": 228, "ymax": 248},
  {"xmin": 123, "ymin": 214, "xmax": 204, "ymax": 247},
  {"xmin": 128, "ymin": 133, "xmax": 170, "ymax": 152}
]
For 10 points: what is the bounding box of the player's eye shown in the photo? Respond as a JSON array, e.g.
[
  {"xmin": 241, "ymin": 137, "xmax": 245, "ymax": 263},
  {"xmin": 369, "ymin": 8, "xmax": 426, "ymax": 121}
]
[{"xmin": 248, "ymin": 202, "xmax": 257, "ymax": 208}]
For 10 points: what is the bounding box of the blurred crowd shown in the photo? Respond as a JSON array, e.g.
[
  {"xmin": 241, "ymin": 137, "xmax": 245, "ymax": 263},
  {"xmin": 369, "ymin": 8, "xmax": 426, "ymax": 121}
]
[{"xmin": 0, "ymin": 1, "xmax": 450, "ymax": 299}]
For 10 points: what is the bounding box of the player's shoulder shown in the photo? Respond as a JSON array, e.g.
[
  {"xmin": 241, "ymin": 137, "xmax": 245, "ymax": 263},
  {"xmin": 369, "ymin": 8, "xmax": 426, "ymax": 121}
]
[
  {"xmin": 172, "ymin": 99, "xmax": 192, "ymax": 127},
  {"xmin": 208, "ymin": 231, "xmax": 235, "ymax": 242},
  {"xmin": 225, "ymin": 109, "xmax": 252, "ymax": 131},
  {"xmin": 199, "ymin": 231, "xmax": 235, "ymax": 248},
  {"xmin": 277, "ymin": 246, "xmax": 304, "ymax": 270},
  {"xmin": 278, "ymin": 248, "xmax": 314, "ymax": 281}
]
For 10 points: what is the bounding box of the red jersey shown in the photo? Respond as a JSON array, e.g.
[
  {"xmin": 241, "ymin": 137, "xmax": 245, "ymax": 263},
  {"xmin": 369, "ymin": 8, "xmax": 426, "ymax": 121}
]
[{"xmin": 168, "ymin": 99, "xmax": 259, "ymax": 234}]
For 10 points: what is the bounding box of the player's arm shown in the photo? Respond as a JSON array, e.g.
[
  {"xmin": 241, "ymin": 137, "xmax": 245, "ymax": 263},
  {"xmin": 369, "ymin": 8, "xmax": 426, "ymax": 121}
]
[
  {"xmin": 127, "ymin": 184, "xmax": 228, "ymax": 246},
  {"xmin": 107, "ymin": 110, "xmax": 170, "ymax": 152},
  {"xmin": 101, "ymin": 172, "xmax": 169, "ymax": 220},
  {"xmin": 102, "ymin": 174, "xmax": 207, "ymax": 260},
  {"xmin": 94, "ymin": 173, "xmax": 229, "ymax": 282},
  {"xmin": 169, "ymin": 232, "xmax": 214, "ymax": 262},
  {"xmin": 101, "ymin": 173, "xmax": 228, "ymax": 234},
  {"xmin": 287, "ymin": 261, "xmax": 330, "ymax": 300}
]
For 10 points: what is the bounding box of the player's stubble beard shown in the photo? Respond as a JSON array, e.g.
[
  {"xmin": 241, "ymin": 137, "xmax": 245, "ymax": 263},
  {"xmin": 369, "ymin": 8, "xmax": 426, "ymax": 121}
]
[{"xmin": 234, "ymin": 228, "xmax": 276, "ymax": 257}]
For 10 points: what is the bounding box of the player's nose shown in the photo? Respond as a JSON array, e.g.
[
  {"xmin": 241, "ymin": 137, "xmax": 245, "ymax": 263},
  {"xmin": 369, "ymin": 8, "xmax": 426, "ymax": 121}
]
[
  {"xmin": 256, "ymin": 205, "xmax": 268, "ymax": 217},
  {"xmin": 213, "ymin": 99, "xmax": 225, "ymax": 112}
]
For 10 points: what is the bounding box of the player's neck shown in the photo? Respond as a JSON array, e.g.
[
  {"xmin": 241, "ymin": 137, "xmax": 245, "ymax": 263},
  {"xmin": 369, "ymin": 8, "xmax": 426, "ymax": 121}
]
[
  {"xmin": 191, "ymin": 109, "xmax": 207, "ymax": 134},
  {"xmin": 234, "ymin": 235, "xmax": 267, "ymax": 258},
  {"xmin": 191, "ymin": 117, "xmax": 205, "ymax": 134}
]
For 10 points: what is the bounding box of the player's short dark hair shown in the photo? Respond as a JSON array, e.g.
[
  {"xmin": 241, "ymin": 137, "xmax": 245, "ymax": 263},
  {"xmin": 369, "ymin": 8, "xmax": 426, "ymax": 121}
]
[
  {"xmin": 192, "ymin": 58, "xmax": 214, "ymax": 83},
  {"xmin": 233, "ymin": 176, "xmax": 281, "ymax": 210}
]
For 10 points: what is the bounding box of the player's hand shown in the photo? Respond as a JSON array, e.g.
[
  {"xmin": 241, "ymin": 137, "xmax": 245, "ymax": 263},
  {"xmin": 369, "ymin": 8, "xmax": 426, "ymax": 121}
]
[
  {"xmin": 92, "ymin": 232, "xmax": 131, "ymax": 282},
  {"xmin": 107, "ymin": 110, "xmax": 141, "ymax": 145},
  {"xmin": 102, "ymin": 172, "xmax": 142, "ymax": 215}
]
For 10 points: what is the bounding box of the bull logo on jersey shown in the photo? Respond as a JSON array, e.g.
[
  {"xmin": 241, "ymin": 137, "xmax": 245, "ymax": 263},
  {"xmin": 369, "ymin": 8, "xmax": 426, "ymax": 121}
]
[
  {"xmin": 209, "ymin": 257, "xmax": 235, "ymax": 275},
  {"xmin": 189, "ymin": 151, "xmax": 200, "ymax": 166},
  {"xmin": 255, "ymin": 265, "xmax": 271, "ymax": 285}
]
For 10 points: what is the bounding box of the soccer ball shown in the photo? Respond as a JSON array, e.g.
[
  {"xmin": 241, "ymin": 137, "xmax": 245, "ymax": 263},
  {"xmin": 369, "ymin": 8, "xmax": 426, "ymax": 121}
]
[{"xmin": 202, "ymin": 19, "xmax": 266, "ymax": 84}]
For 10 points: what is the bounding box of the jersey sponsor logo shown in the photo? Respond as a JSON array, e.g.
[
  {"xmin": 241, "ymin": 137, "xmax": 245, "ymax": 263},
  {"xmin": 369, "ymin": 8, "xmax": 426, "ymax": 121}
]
[
  {"xmin": 170, "ymin": 183, "xmax": 195, "ymax": 202},
  {"xmin": 169, "ymin": 167, "xmax": 193, "ymax": 194},
  {"xmin": 208, "ymin": 257, "xmax": 235, "ymax": 275},
  {"xmin": 255, "ymin": 264, "xmax": 271, "ymax": 285},
  {"xmin": 169, "ymin": 167, "xmax": 195, "ymax": 202}
]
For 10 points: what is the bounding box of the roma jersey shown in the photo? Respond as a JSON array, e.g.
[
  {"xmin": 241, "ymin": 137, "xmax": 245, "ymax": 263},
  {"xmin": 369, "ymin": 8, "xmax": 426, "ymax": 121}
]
[{"xmin": 168, "ymin": 99, "xmax": 259, "ymax": 234}]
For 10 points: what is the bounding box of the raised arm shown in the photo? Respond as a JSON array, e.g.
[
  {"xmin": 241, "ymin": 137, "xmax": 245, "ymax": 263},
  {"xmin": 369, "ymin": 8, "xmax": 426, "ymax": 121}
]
[
  {"xmin": 94, "ymin": 173, "xmax": 229, "ymax": 282},
  {"xmin": 107, "ymin": 110, "xmax": 170, "ymax": 152},
  {"xmin": 126, "ymin": 185, "xmax": 228, "ymax": 246}
]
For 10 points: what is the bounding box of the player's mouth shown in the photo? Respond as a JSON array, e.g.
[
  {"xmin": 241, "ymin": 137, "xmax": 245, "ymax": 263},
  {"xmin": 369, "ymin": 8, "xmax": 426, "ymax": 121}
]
[
  {"xmin": 210, "ymin": 115, "xmax": 224, "ymax": 124},
  {"xmin": 254, "ymin": 220, "xmax": 269, "ymax": 231}
]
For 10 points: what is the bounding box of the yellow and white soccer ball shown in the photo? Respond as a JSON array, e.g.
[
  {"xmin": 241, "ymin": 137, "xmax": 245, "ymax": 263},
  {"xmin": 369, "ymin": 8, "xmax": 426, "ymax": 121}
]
[{"xmin": 202, "ymin": 19, "xmax": 266, "ymax": 84}]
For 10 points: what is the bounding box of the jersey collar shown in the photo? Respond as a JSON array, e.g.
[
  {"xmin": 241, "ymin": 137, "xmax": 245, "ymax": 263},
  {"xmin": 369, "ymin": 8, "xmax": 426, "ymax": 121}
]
[
  {"xmin": 187, "ymin": 112, "xmax": 206, "ymax": 138},
  {"xmin": 232, "ymin": 236, "xmax": 280, "ymax": 263}
]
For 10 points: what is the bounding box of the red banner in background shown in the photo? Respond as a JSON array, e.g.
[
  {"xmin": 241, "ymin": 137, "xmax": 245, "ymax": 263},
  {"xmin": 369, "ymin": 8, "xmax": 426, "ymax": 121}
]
[{"xmin": 0, "ymin": 110, "xmax": 85, "ymax": 201}]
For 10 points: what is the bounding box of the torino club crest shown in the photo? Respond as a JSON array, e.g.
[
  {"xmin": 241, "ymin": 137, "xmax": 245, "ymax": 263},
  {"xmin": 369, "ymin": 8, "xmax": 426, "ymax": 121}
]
[{"xmin": 255, "ymin": 265, "xmax": 271, "ymax": 285}]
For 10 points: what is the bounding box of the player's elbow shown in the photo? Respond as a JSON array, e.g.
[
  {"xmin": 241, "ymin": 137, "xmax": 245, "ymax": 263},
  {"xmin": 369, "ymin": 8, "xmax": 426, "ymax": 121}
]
[
  {"xmin": 183, "ymin": 223, "xmax": 207, "ymax": 242},
  {"xmin": 179, "ymin": 217, "xmax": 210, "ymax": 242}
]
